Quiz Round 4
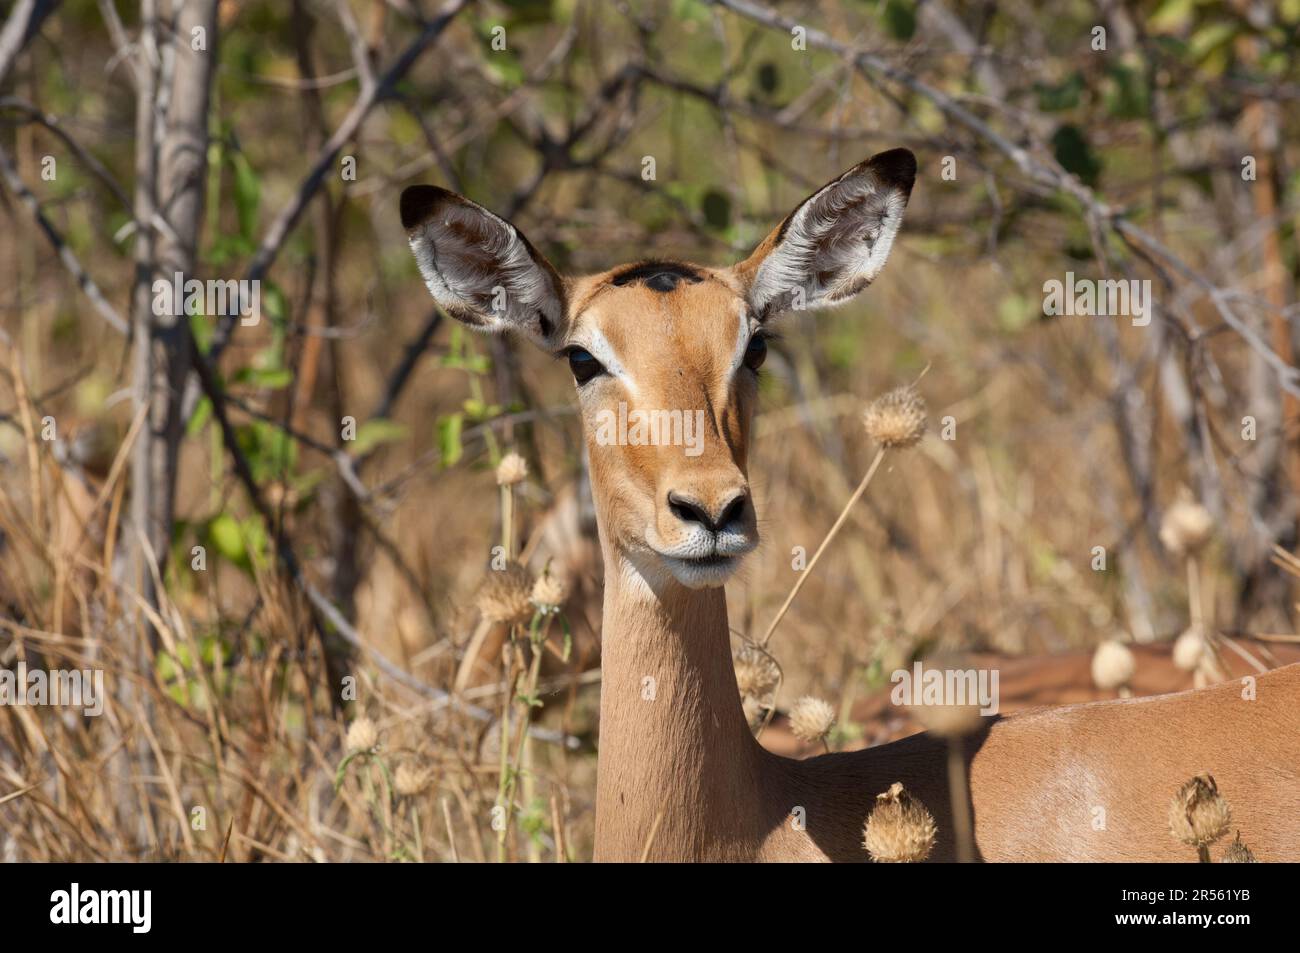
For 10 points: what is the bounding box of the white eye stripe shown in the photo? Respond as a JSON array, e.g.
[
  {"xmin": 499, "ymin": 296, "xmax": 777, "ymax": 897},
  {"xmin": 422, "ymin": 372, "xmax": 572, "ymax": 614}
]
[
  {"xmin": 582, "ymin": 328, "xmax": 638, "ymax": 396},
  {"xmin": 726, "ymin": 300, "xmax": 754, "ymax": 379}
]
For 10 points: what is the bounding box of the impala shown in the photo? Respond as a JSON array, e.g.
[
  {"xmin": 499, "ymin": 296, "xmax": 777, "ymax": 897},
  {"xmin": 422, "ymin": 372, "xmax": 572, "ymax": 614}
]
[{"xmin": 400, "ymin": 149, "xmax": 1300, "ymax": 861}]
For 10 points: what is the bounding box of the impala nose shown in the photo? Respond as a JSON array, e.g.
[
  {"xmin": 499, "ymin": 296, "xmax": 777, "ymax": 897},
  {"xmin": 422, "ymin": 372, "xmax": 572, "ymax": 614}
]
[{"xmin": 666, "ymin": 490, "xmax": 749, "ymax": 534}]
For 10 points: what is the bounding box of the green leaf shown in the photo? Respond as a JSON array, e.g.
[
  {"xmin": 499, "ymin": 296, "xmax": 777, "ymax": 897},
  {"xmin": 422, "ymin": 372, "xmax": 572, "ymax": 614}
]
[
  {"xmin": 997, "ymin": 292, "xmax": 1034, "ymax": 332},
  {"xmin": 700, "ymin": 189, "xmax": 731, "ymax": 230},
  {"xmin": 231, "ymin": 366, "xmax": 293, "ymax": 390},
  {"xmin": 186, "ymin": 397, "xmax": 212, "ymax": 437},
  {"xmin": 462, "ymin": 397, "xmax": 502, "ymax": 421},
  {"xmin": 483, "ymin": 52, "xmax": 525, "ymax": 88},
  {"xmin": 239, "ymin": 516, "xmax": 269, "ymax": 571},
  {"xmin": 1051, "ymin": 124, "xmax": 1102, "ymax": 187},
  {"xmin": 208, "ymin": 514, "xmax": 248, "ymax": 568},
  {"xmin": 189, "ymin": 310, "xmax": 214, "ymax": 352},
  {"xmin": 1034, "ymin": 73, "xmax": 1084, "ymax": 112},
  {"xmin": 230, "ymin": 151, "xmax": 261, "ymax": 242},
  {"xmin": 437, "ymin": 413, "xmax": 464, "ymax": 467},
  {"xmin": 881, "ymin": 0, "xmax": 916, "ymax": 41},
  {"xmin": 1187, "ymin": 20, "xmax": 1237, "ymax": 63},
  {"xmin": 350, "ymin": 418, "xmax": 409, "ymax": 455},
  {"xmin": 501, "ymin": 0, "xmax": 554, "ymax": 26},
  {"xmin": 156, "ymin": 650, "xmax": 179, "ymax": 683},
  {"xmin": 1148, "ymin": 0, "xmax": 1196, "ymax": 32},
  {"xmin": 260, "ymin": 282, "xmax": 287, "ymax": 325},
  {"xmin": 671, "ymin": 0, "xmax": 711, "ymax": 23},
  {"xmin": 1105, "ymin": 64, "xmax": 1149, "ymax": 119}
]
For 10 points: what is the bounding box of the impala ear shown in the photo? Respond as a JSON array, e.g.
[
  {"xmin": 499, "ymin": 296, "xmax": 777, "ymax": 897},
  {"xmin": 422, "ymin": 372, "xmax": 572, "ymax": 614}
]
[
  {"xmin": 400, "ymin": 185, "xmax": 566, "ymax": 348},
  {"xmin": 731, "ymin": 148, "xmax": 916, "ymax": 320}
]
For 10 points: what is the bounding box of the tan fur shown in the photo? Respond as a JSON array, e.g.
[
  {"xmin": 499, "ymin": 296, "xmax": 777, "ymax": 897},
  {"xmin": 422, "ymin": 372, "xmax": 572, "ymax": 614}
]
[
  {"xmin": 598, "ymin": 570, "xmax": 1300, "ymax": 861},
  {"xmin": 401, "ymin": 153, "xmax": 1300, "ymax": 862}
]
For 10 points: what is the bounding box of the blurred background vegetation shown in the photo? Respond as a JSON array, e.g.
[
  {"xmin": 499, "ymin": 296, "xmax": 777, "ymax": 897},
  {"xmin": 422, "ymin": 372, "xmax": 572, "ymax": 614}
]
[{"xmin": 2, "ymin": 0, "xmax": 1299, "ymax": 861}]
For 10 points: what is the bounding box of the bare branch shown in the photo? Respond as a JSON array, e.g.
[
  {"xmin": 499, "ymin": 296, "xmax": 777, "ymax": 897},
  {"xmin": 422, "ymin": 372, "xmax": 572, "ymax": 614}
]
[
  {"xmin": 189, "ymin": 329, "xmax": 577, "ymax": 748},
  {"xmin": 0, "ymin": 96, "xmax": 132, "ymax": 212},
  {"xmin": 713, "ymin": 0, "xmax": 1300, "ymax": 399},
  {"xmin": 0, "ymin": 142, "xmax": 128, "ymax": 333},
  {"xmin": 0, "ymin": 0, "xmax": 59, "ymax": 89},
  {"xmin": 203, "ymin": 0, "xmax": 469, "ymax": 367}
]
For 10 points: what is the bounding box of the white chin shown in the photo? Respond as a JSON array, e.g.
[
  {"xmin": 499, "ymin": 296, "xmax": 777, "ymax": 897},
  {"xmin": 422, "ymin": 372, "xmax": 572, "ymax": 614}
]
[{"xmin": 661, "ymin": 555, "xmax": 739, "ymax": 589}]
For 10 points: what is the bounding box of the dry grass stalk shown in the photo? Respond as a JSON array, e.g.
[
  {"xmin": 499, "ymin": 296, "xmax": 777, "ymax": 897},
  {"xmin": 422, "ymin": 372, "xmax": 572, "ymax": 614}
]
[
  {"xmin": 758, "ymin": 383, "xmax": 926, "ymax": 652},
  {"xmin": 908, "ymin": 677, "xmax": 981, "ymax": 863}
]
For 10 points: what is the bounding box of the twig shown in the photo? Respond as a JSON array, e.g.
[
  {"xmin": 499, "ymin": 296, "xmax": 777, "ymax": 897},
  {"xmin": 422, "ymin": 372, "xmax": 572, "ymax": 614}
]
[
  {"xmin": 0, "ymin": 0, "xmax": 59, "ymax": 89},
  {"xmin": 0, "ymin": 97, "xmax": 132, "ymax": 212},
  {"xmin": 190, "ymin": 326, "xmax": 578, "ymax": 747},
  {"xmin": 200, "ymin": 0, "xmax": 469, "ymax": 370},
  {"xmin": 759, "ymin": 447, "xmax": 886, "ymax": 648},
  {"xmin": 0, "ymin": 142, "xmax": 128, "ymax": 334}
]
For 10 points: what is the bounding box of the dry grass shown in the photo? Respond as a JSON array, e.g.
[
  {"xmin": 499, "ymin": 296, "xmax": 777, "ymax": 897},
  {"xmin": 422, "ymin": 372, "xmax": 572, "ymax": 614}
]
[{"xmin": 2, "ymin": 250, "xmax": 1291, "ymax": 861}]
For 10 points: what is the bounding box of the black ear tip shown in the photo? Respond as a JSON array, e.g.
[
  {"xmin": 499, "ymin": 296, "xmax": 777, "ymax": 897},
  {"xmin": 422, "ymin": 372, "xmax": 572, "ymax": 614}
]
[
  {"xmin": 868, "ymin": 148, "xmax": 917, "ymax": 190},
  {"xmin": 400, "ymin": 184, "xmax": 453, "ymax": 230}
]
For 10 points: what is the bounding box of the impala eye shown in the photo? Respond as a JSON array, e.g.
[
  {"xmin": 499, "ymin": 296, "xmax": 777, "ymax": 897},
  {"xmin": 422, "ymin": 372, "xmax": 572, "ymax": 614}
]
[
  {"xmin": 742, "ymin": 333, "xmax": 768, "ymax": 372},
  {"xmin": 566, "ymin": 347, "xmax": 605, "ymax": 385}
]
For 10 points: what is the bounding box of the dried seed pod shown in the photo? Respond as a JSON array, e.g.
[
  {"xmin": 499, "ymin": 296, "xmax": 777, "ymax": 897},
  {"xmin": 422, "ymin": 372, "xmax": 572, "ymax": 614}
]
[
  {"xmin": 1169, "ymin": 774, "xmax": 1232, "ymax": 856},
  {"xmin": 1160, "ymin": 495, "xmax": 1213, "ymax": 556},
  {"xmin": 863, "ymin": 782, "xmax": 937, "ymax": 863},
  {"xmin": 1091, "ymin": 639, "xmax": 1136, "ymax": 692},
  {"xmin": 345, "ymin": 717, "xmax": 377, "ymax": 753},
  {"xmin": 1220, "ymin": 832, "xmax": 1256, "ymax": 863},
  {"xmin": 496, "ymin": 451, "xmax": 529, "ymax": 487},
  {"xmin": 733, "ymin": 643, "xmax": 779, "ymax": 699},
  {"xmin": 788, "ymin": 696, "xmax": 836, "ymax": 743},
  {"xmin": 477, "ymin": 562, "xmax": 535, "ymax": 625},
  {"xmin": 863, "ymin": 385, "xmax": 927, "ymax": 449}
]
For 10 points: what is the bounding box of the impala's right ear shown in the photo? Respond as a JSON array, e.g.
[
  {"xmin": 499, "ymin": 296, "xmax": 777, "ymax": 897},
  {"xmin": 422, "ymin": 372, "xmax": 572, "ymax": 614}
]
[{"xmin": 400, "ymin": 185, "xmax": 566, "ymax": 349}]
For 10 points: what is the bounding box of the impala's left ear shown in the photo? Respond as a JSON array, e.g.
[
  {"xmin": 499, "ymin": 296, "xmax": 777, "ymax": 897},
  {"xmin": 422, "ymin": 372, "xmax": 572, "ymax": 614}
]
[{"xmin": 731, "ymin": 148, "xmax": 916, "ymax": 320}]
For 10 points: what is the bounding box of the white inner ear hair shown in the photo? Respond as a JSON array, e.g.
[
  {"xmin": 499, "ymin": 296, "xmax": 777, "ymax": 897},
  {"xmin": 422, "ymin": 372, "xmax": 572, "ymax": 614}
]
[
  {"xmin": 750, "ymin": 171, "xmax": 907, "ymax": 314},
  {"xmin": 408, "ymin": 201, "xmax": 559, "ymax": 334}
]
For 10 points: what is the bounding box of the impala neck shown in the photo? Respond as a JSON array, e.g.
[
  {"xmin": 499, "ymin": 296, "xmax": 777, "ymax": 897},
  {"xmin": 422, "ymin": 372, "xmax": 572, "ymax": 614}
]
[{"xmin": 593, "ymin": 547, "xmax": 776, "ymax": 860}]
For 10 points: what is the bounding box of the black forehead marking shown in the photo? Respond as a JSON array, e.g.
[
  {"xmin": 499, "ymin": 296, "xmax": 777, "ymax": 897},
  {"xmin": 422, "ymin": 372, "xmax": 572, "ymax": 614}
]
[{"xmin": 608, "ymin": 260, "xmax": 704, "ymax": 292}]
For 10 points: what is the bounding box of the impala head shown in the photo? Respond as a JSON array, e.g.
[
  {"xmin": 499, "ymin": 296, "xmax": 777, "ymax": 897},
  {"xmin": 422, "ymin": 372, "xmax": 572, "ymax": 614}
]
[{"xmin": 401, "ymin": 149, "xmax": 916, "ymax": 590}]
